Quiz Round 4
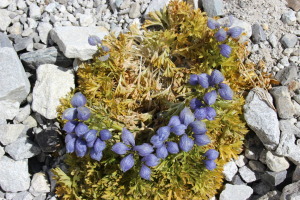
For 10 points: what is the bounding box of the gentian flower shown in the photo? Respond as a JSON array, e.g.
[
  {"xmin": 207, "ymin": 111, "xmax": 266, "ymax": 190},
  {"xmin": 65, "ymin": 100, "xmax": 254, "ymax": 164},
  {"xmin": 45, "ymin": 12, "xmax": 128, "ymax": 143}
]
[
  {"xmin": 205, "ymin": 107, "xmax": 217, "ymax": 120},
  {"xmin": 83, "ymin": 129, "xmax": 97, "ymax": 143},
  {"xmin": 65, "ymin": 133, "xmax": 77, "ymax": 153},
  {"xmin": 63, "ymin": 121, "xmax": 78, "ymax": 133},
  {"xmin": 179, "ymin": 107, "xmax": 195, "ymax": 126},
  {"xmin": 204, "ymin": 160, "xmax": 217, "ymax": 170},
  {"xmin": 189, "ymin": 74, "xmax": 199, "ymax": 86},
  {"xmin": 189, "ymin": 121, "xmax": 207, "ymax": 135},
  {"xmin": 93, "ymin": 138, "xmax": 106, "ymax": 152},
  {"xmin": 193, "ymin": 134, "xmax": 211, "ymax": 146},
  {"xmin": 62, "ymin": 108, "xmax": 77, "ymax": 120},
  {"xmin": 133, "ymin": 143, "xmax": 154, "ymax": 156},
  {"xmin": 90, "ymin": 149, "xmax": 103, "ymax": 161},
  {"xmin": 88, "ymin": 35, "xmax": 102, "ymax": 46},
  {"xmin": 194, "ymin": 108, "xmax": 207, "ymax": 120},
  {"xmin": 142, "ymin": 154, "xmax": 160, "ymax": 167},
  {"xmin": 210, "ymin": 70, "xmax": 224, "ymax": 86},
  {"xmin": 166, "ymin": 142, "xmax": 180, "ymax": 154},
  {"xmin": 203, "ymin": 90, "xmax": 217, "ymax": 105},
  {"xmin": 75, "ymin": 122, "xmax": 89, "ymax": 137},
  {"xmin": 102, "ymin": 45, "xmax": 110, "ymax": 52},
  {"xmin": 140, "ymin": 164, "xmax": 151, "ymax": 180},
  {"xmin": 150, "ymin": 135, "xmax": 164, "ymax": 148},
  {"xmin": 207, "ymin": 18, "xmax": 220, "ymax": 30},
  {"xmin": 190, "ymin": 98, "xmax": 203, "ymax": 110},
  {"xmin": 219, "ymin": 44, "xmax": 231, "ymax": 58},
  {"xmin": 99, "ymin": 54, "xmax": 110, "ymax": 61},
  {"xmin": 122, "ymin": 128, "xmax": 135, "ymax": 146},
  {"xmin": 71, "ymin": 92, "xmax": 87, "ymax": 107},
  {"xmin": 179, "ymin": 134, "xmax": 194, "ymax": 152},
  {"xmin": 120, "ymin": 154, "xmax": 135, "ymax": 172},
  {"xmin": 100, "ymin": 129, "xmax": 112, "ymax": 141},
  {"xmin": 168, "ymin": 116, "xmax": 181, "ymax": 127},
  {"xmin": 156, "ymin": 126, "xmax": 171, "ymax": 141},
  {"xmin": 227, "ymin": 26, "xmax": 243, "ymax": 38},
  {"xmin": 214, "ymin": 29, "xmax": 227, "ymax": 42},
  {"xmin": 170, "ymin": 124, "xmax": 187, "ymax": 136},
  {"xmin": 218, "ymin": 83, "xmax": 233, "ymax": 100},
  {"xmin": 76, "ymin": 106, "xmax": 91, "ymax": 121},
  {"xmin": 204, "ymin": 149, "xmax": 219, "ymax": 160},
  {"xmin": 156, "ymin": 145, "xmax": 168, "ymax": 159},
  {"xmin": 75, "ymin": 138, "xmax": 87, "ymax": 157},
  {"xmin": 111, "ymin": 142, "xmax": 130, "ymax": 155},
  {"xmin": 197, "ymin": 73, "xmax": 210, "ymax": 88}
]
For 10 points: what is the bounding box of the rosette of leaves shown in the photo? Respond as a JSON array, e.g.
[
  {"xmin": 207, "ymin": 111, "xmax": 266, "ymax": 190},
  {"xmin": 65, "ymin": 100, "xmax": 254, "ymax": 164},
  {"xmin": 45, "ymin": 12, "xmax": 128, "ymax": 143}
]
[{"xmin": 54, "ymin": 1, "xmax": 274, "ymax": 199}]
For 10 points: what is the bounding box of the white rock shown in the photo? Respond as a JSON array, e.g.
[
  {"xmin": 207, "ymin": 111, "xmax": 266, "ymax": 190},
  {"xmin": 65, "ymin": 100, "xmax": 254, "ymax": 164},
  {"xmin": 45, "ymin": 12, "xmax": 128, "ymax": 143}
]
[
  {"xmin": 280, "ymin": 56, "xmax": 290, "ymax": 67},
  {"xmin": 223, "ymin": 161, "xmax": 238, "ymax": 181},
  {"xmin": 218, "ymin": 16, "xmax": 252, "ymax": 38},
  {"xmin": 16, "ymin": 0, "xmax": 27, "ymax": 10},
  {"xmin": 44, "ymin": 2, "xmax": 57, "ymax": 13},
  {"xmin": 29, "ymin": 172, "xmax": 50, "ymax": 196},
  {"xmin": 0, "ymin": 146, "xmax": 4, "ymax": 159},
  {"xmin": 27, "ymin": 18, "xmax": 37, "ymax": 29},
  {"xmin": 0, "ymin": 156, "xmax": 30, "ymax": 192},
  {"xmin": 0, "ymin": 9, "xmax": 11, "ymax": 31},
  {"xmin": 22, "ymin": 116, "xmax": 37, "ymax": 128},
  {"xmin": 219, "ymin": 184, "xmax": 253, "ymax": 200},
  {"xmin": 37, "ymin": 22, "xmax": 53, "ymax": 44},
  {"xmin": 0, "ymin": 0, "xmax": 11, "ymax": 8},
  {"xmin": 0, "ymin": 124, "xmax": 26, "ymax": 145},
  {"xmin": 29, "ymin": 3, "xmax": 41, "ymax": 19},
  {"xmin": 144, "ymin": 0, "xmax": 170, "ymax": 16},
  {"xmin": 281, "ymin": 11, "xmax": 297, "ymax": 25},
  {"xmin": 32, "ymin": 64, "xmax": 75, "ymax": 119},
  {"xmin": 14, "ymin": 104, "xmax": 31, "ymax": 123},
  {"xmin": 12, "ymin": 191, "xmax": 33, "ymax": 200},
  {"xmin": 265, "ymin": 151, "xmax": 289, "ymax": 172},
  {"xmin": 79, "ymin": 14, "xmax": 94, "ymax": 26},
  {"xmin": 50, "ymin": 26, "xmax": 109, "ymax": 60},
  {"xmin": 268, "ymin": 33, "xmax": 278, "ymax": 48},
  {"xmin": 7, "ymin": 22, "xmax": 23, "ymax": 35},
  {"xmin": 239, "ymin": 165, "xmax": 257, "ymax": 183},
  {"xmin": 235, "ymin": 155, "xmax": 248, "ymax": 167},
  {"xmin": 0, "ymin": 100, "xmax": 20, "ymax": 120},
  {"xmin": 129, "ymin": 2, "xmax": 141, "ymax": 18}
]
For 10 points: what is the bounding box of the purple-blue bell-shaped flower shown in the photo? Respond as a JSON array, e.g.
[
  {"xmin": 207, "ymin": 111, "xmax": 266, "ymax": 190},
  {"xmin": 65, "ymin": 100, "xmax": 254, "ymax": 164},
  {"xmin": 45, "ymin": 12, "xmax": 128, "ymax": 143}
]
[
  {"xmin": 204, "ymin": 149, "xmax": 219, "ymax": 160},
  {"xmin": 88, "ymin": 35, "xmax": 102, "ymax": 46},
  {"xmin": 206, "ymin": 107, "xmax": 217, "ymax": 121},
  {"xmin": 218, "ymin": 83, "xmax": 233, "ymax": 100},
  {"xmin": 210, "ymin": 70, "xmax": 224, "ymax": 86},
  {"xmin": 189, "ymin": 120, "xmax": 207, "ymax": 135},
  {"xmin": 75, "ymin": 122, "xmax": 89, "ymax": 137},
  {"xmin": 207, "ymin": 18, "xmax": 220, "ymax": 30},
  {"xmin": 227, "ymin": 26, "xmax": 243, "ymax": 38},
  {"xmin": 71, "ymin": 92, "xmax": 87, "ymax": 107},
  {"xmin": 168, "ymin": 116, "xmax": 181, "ymax": 127},
  {"xmin": 204, "ymin": 160, "xmax": 217, "ymax": 170},
  {"xmin": 203, "ymin": 90, "xmax": 217, "ymax": 105},
  {"xmin": 93, "ymin": 138, "xmax": 106, "ymax": 152},
  {"xmin": 170, "ymin": 124, "xmax": 187, "ymax": 136},
  {"xmin": 90, "ymin": 149, "xmax": 103, "ymax": 161},
  {"xmin": 99, "ymin": 129, "xmax": 112, "ymax": 141},
  {"xmin": 140, "ymin": 164, "xmax": 151, "ymax": 180},
  {"xmin": 179, "ymin": 107, "xmax": 195, "ymax": 126},
  {"xmin": 156, "ymin": 145, "xmax": 168, "ymax": 159},
  {"xmin": 65, "ymin": 133, "xmax": 77, "ymax": 143},
  {"xmin": 214, "ymin": 29, "xmax": 227, "ymax": 42},
  {"xmin": 120, "ymin": 154, "xmax": 135, "ymax": 172},
  {"xmin": 63, "ymin": 121, "xmax": 78, "ymax": 133},
  {"xmin": 150, "ymin": 135, "xmax": 164, "ymax": 148},
  {"xmin": 179, "ymin": 134, "xmax": 194, "ymax": 152},
  {"xmin": 111, "ymin": 142, "xmax": 130, "ymax": 155},
  {"xmin": 156, "ymin": 126, "xmax": 171, "ymax": 141},
  {"xmin": 83, "ymin": 129, "xmax": 97, "ymax": 143},
  {"xmin": 193, "ymin": 134, "xmax": 211, "ymax": 146},
  {"xmin": 198, "ymin": 73, "xmax": 210, "ymax": 88},
  {"xmin": 194, "ymin": 108, "xmax": 207, "ymax": 121},
  {"xmin": 62, "ymin": 108, "xmax": 77, "ymax": 121},
  {"xmin": 76, "ymin": 106, "xmax": 91, "ymax": 121},
  {"xmin": 219, "ymin": 44, "xmax": 232, "ymax": 58},
  {"xmin": 87, "ymin": 140, "xmax": 96, "ymax": 148},
  {"xmin": 75, "ymin": 138, "xmax": 87, "ymax": 157},
  {"xmin": 122, "ymin": 128, "xmax": 135, "ymax": 146},
  {"xmin": 189, "ymin": 74, "xmax": 199, "ymax": 86},
  {"xmin": 99, "ymin": 54, "xmax": 110, "ymax": 62},
  {"xmin": 166, "ymin": 142, "xmax": 180, "ymax": 154},
  {"xmin": 133, "ymin": 143, "xmax": 154, "ymax": 156},
  {"xmin": 66, "ymin": 134, "xmax": 77, "ymax": 153},
  {"xmin": 142, "ymin": 154, "xmax": 160, "ymax": 167},
  {"xmin": 190, "ymin": 98, "xmax": 203, "ymax": 110},
  {"xmin": 102, "ymin": 45, "xmax": 110, "ymax": 52}
]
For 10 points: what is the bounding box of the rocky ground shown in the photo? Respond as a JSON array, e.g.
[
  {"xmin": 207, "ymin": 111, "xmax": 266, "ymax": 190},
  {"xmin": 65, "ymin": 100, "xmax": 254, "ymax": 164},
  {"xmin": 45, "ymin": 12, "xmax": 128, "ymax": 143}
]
[{"xmin": 0, "ymin": 0, "xmax": 299, "ymax": 199}]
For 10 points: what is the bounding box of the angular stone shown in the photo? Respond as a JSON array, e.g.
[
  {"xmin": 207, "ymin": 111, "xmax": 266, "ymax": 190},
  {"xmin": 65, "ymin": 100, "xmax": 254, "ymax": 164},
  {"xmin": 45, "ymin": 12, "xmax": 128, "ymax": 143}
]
[
  {"xmin": 265, "ymin": 151, "xmax": 289, "ymax": 172},
  {"xmin": 293, "ymin": 166, "xmax": 300, "ymax": 182},
  {"xmin": 32, "ymin": 64, "xmax": 74, "ymax": 119},
  {"xmin": 33, "ymin": 194, "xmax": 46, "ymax": 200},
  {"xmin": 144, "ymin": 0, "xmax": 170, "ymax": 16},
  {"xmin": 281, "ymin": 11, "xmax": 297, "ymax": 25},
  {"xmin": 35, "ymin": 128, "xmax": 63, "ymax": 153},
  {"xmin": 239, "ymin": 165, "xmax": 257, "ymax": 183},
  {"xmin": 249, "ymin": 160, "xmax": 266, "ymax": 172},
  {"xmin": 129, "ymin": 2, "xmax": 141, "ymax": 18},
  {"xmin": 0, "ymin": 0, "xmax": 11, "ymax": 8},
  {"xmin": 29, "ymin": 172, "xmax": 50, "ymax": 196},
  {"xmin": 251, "ymin": 23, "xmax": 266, "ymax": 44},
  {"xmin": 0, "ymin": 156, "xmax": 30, "ymax": 192},
  {"xmin": 37, "ymin": 22, "xmax": 53, "ymax": 44},
  {"xmin": 219, "ymin": 184, "xmax": 253, "ymax": 200},
  {"xmin": 223, "ymin": 160, "xmax": 238, "ymax": 181},
  {"xmin": 0, "ymin": 146, "xmax": 4, "ymax": 159},
  {"xmin": 79, "ymin": 14, "xmax": 94, "ymax": 27},
  {"xmin": 235, "ymin": 155, "xmax": 248, "ymax": 167},
  {"xmin": 245, "ymin": 146, "xmax": 261, "ymax": 160},
  {"xmin": 279, "ymin": 119, "xmax": 300, "ymax": 137},
  {"xmin": 287, "ymin": 0, "xmax": 300, "ymax": 11},
  {"xmin": 12, "ymin": 191, "xmax": 34, "ymax": 200},
  {"xmin": 262, "ymin": 170, "xmax": 287, "ymax": 186},
  {"xmin": 270, "ymin": 86, "xmax": 295, "ymax": 119},
  {"xmin": 20, "ymin": 47, "xmax": 73, "ymax": 70},
  {"xmin": 281, "ymin": 33, "xmax": 298, "ymax": 48},
  {"xmin": 14, "ymin": 104, "xmax": 31, "ymax": 123},
  {"xmin": 29, "ymin": 3, "xmax": 41, "ymax": 19},
  {"xmin": 0, "ymin": 9, "xmax": 11, "ymax": 32},
  {"xmin": 202, "ymin": 0, "xmax": 224, "ymax": 17},
  {"xmin": 257, "ymin": 190, "xmax": 281, "ymax": 200},
  {"xmin": 244, "ymin": 88, "xmax": 280, "ymax": 150},
  {"xmin": 231, "ymin": 174, "xmax": 245, "ymax": 185},
  {"xmin": 0, "ymin": 100, "xmax": 20, "ymax": 120},
  {"xmin": 253, "ymin": 181, "xmax": 272, "ymax": 195},
  {"xmin": 275, "ymin": 66, "xmax": 298, "ymax": 85},
  {"xmin": 280, "ymin": 180, "xmax": 300, "ymax": 200},
  {"xmin": 0, "ymin": 124, "xmax": 26, "ymax": 145},
  {"xmin": 5, "ymin": 137, "xmax": 41, "ymax": 160},
  {"xmin": 22, "ymin": 116, "xmax": 37, "ymax": 129},
  {"xmin": 50, "ymin": 26, "xmax": 109, "ymax": 61},
  {"xmin": 14, "ymin": 37, "xmax": 33, "ymax": 52},
  {"xmin": 0, "ymin": 32, "xmax": 12, "ymax": 48}
]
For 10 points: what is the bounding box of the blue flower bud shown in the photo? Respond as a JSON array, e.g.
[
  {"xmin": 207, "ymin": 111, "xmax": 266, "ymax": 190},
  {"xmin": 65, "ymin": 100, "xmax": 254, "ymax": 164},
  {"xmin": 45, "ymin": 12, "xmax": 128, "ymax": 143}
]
[
  {"xmin": 122, "ymin": 128, "xmax": 135, "ymax": 146},
  {"xmin": 150, "ymin": 135, "xmax": 164, "ymax": 148},
  {"xmin": 87, "ymin": 140, "xmax": 96, "ymax": 148},
  {"xmin": 204, "ymin": 149, "xmax": 219, "ymax": 160},
  {"xmin": 193, "ymin": 134, "xmax": 211, "ymax": 146},
  {"xmin": 88, "ymin": 35, "xmax": 102, "ymax": 46},
  {"xmin": 207, "ymin": 18, "xmax": 219, "ymax": 30},
  {"xmin": 189, "ymin": 74, "xmax": 199, "ymax": 86},
  {"xmin": 75, "ymin": 138, "xmax": 87, "ymax": 157},
  {"xmin": 63, "ymin": 121, "xmax": 78, "ymax": 133},
  {"xmin": 215, "ymin": 29, "xmax": 227, "ymax": 42},
  {"xmin": 156, "ymin": 145, "xmax": 168, "ymax": 159},
  {"xmin": 90, "ymin": 149, "xmax": 103, "ymax": 161},
  {"xmin": 133, "ymin": 143, "xmax": 154, "ymax": 156},
  {"xmin": 111, "ymin": 142, "xmax": 130, "ymax": 155},
  {"xmin": 75, "ymin": 122, "xmax": 89, "ymax": 137},
  {"xmin": 190, "ymin": 98, "xmax": 203, "ymax": 110},
  {"xmin": 194, "ymin": 108, "xmax": 207, "ymax": 120},
  {"xmin": 179, "ymin": 107, "xmax": 195, "ymax": 126},
  {"xmin": 102, "ymin": 45, "xmax": 110, "ymax": 52},
  {"xmin": 205, "ymin": 107, "xmax": 217, "ymax": 120},
  {"xmin": 168, "ymin": 116, "xmax": 181, "ymax": 127},
  {"xmin": 93, "ymin": 138, "xmax": 106, "ymax": 152},
  {"xmin": 65, "ymin": 133, "xmax": 77, "ymax": 144},
  {"xmin": 157, "ymin": 126, "xmax": 171, "ymax": 141},
  {"xmin": 198, "ymin": 73, "xmax": 210, "ymax": 88},
  {"xmin": 83, "ymin": 129, "xmax": 97, "ymax": 143},
  {"xmin": 166, "ymin": 142, "xmax": 179, "ymax": 154},
  {"xmin": 99, "ymin": 129, "xmax": 112, "ymax": 141},
  {"xmin": 142, "ymin": 154, "xmax": 160, "ymax": 167},
  {"xmin": 170, "ymin": 124, "xmax": 187, "ymax": 136},
  {"xmin": 66, "ymin": 135, "xmax": 77, "ymax": 153},
  {"xmin": 189, "ymin": 121, "xmax": 207, "ymax": 135},
  {"xmin": 71, "ymin": 92, "xmax": 87, "ymax": 107},
  {"xmin": 99, "ymin": 54, "xmax": 110, "ymax": 61},
  {"xmin": 219, "ymin": 44, "xmax": 232, "ymax": 58},
  {"xmin": 76, "ymin": 106, "xmax": 91, "ymax": 121},
  {"xmin": 62, "ymin": 108, "xmax": 77, "ymax": 121},
  {"xmin": 120, "ymin": 154, "xmax": 135, "ymax": 172},
  {"xmin": 218, "ymin": 83, "xmax": 233, "ymax": 100},
  {"xmin": 210, "ymin": 70, "xmax": 224, "ymax": 86},
  {"xmin": 204, "ymin": 160, "xmax": 217, "ymax": 170},
  {"xmin": 179, "ymin": 134, "xmax": 194, "ymax": 152},
  {"xmin": 140, "ymin": 164, "xmax": 151, "ymax": 180},
  {"xmin": 204, "ymin": 90, "xmax": 217, "ymax": 105},
  {"xmin": 227, "ymin": 26, "xmax": 243, "ymax": 38}
]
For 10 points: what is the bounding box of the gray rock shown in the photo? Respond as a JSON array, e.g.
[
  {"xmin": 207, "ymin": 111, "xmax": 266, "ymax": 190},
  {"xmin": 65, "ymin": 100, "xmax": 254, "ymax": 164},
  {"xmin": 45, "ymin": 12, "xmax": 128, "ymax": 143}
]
[
  {"xmin": 0, "ymin": 9, "xmax": 11, "ymax": 31},
  {"xmin": 223, "ymin": 160, "xmax": 238, "ymax": 181},
  {"xmin": 120, "ymin": 0, "xmax": 131, "ymax": 9},
  {"xmin": 12, "ymin": 191, "xmax": 34, "ymax": 200},
  {"xmin": 279, "ymin": 56, "xmax": 290, "ymax": 67},
  {"xmin": 0, "ymin": 0, "xmax": 11, "ymax": 8},
  {"xmin": 20, "ymin": 46, "xmax": 73, "ymax": 70},
  {"xmin": 22, "ymin": 28, "xmax": 34, "ymax": 37},
  {"xmin": 0, "ymin": 146, "xmax": 4, "ymax": 159},
  {"xmin": 239, "ymin": 165, "xmax": 257, "ymax": 183},
  {"xmin": 0, "ymin": 124, "xmax": 26, "ymax": 145},
  {"xmin": 231, "ymin": 174, "xmax": 246, "ymax": 185},
  {"xmin": 32, "ymin": 64, "xmax": 75, "ymax": 119},
  {"xmin": 6, "ymin": 193, "xmax": 17, "ymax": 199},
  {"xmin": 129, "ymin": 2, "xmax": 141, "ymax": 18},
  {"xmin": 293, "ymin": 166, "xmax": 300, "ymax": 182},
  {"xmin": 14, "ymin": 104, "xmax": 31, "ymax": 123},
  {"xmin": 253, "ymin": 181, "xmax": 272, "ymax": 195},
  {"xmin": 202, "ymin": 0, "xmax": 224, "ymax": 17},
  {"xmin": 219, "ymin": 184, "xmax": 253, "ymax": 200},
  {"xmin": 29, "ymin": 172, "xmax": 50, "ymax": 196},
  {"xmin": 262, "ymin": 170, "xmax": 287, "ymax": 186},
  {"xmin": 270, "ymin": 86, "xmax": 295, "ymax": 119},
  {"xmin": 248, "ymin": 160, "xmax": 266, "ymax": 172},
  {"xmin": 275, "ymin": 66, "xmax": 298, "ymax": 85},
  {"xmin": 281, "ymin": 34, "xmax": 298, "ymax": 48},
  {"xmin": 281, "ymin": 11, "xmax": 297, "ymax": 25},
  {"xmin": 33, "ymin": 194, "xmax": 46, "ymax": 200},
  {"xmin": 7, "ymin": 22, "xmax": 23, "ymax": 35},
  {"xmin": 5, "ymin": 137, "xmax": 41, "ymax": 160},
  {"xmin": 258, "ymin": 190, "xmax": 282, "ymax": 200},
  {"xmin": 50, "ymin": 26, "xmax": 109, "ymax": 60},
  {"xmin": 235, "ymin": 155, "xmax": 248, "ymax": 167},
  {"xmin": 144, "ymin": 0, "xmax": 170, "ymax": 16},
  {"xmin": 0, "ymin": 32, "xmax": 12, "ymax": 48},
  {"xmin": 245, "ymin": 146, "xmax": 261, "ymax": 160},
  {"xmin": 280, "ymin": 180, "xmax": 300, "ymax": 200},
  {"xmin": 268, "ymin": 33, "xmax": 278, "ymax": 48},
  {"xmin": 265, "ymin": 151, "xmax": 289, "ymax": 172},
  {"xmin": 29, "ymin": 3, "xmax": 41, "ymax": 19},
  {"xmin": 0, "ymin": 100, "xmax": 20, "ymax": 120},
  {"xmin": 14, "ymin": 37, "xmax": 33, "ymax": 52},
  {"xmin": 244, "ymin": 88, "xmax": 280, "ymax": 150},
  {"xmin": 251, "ymin": 23, "xmax": 266, "ymax": 44},
  {"xmin": 37, "ymin": 22, "xmax": 53, "ymax": 44},
  {"xmin": 0, "ymin": 156, "xmax": 30, "ymax": 192},
  {"xmin": 280, "ymin": 119, "xmax": 300, "ymax": 137}
]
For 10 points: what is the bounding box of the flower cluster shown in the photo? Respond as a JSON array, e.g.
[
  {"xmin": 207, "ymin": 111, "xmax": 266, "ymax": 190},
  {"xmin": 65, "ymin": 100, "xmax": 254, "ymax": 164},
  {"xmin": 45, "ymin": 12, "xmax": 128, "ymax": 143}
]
[
  {"xmin": 88, "ymin": 35, "xmax": 110, "ymax": 61},
  {"xmin": 207, "ymin": 18, "xmax": 243, "ymax": 58},
  {"xmin": 203, "ymin": 149, "xmax": 219, "ymax": 170},
  {"xmin": 63, "ymin": 92, "xmax": 112, "ymax": 161}
]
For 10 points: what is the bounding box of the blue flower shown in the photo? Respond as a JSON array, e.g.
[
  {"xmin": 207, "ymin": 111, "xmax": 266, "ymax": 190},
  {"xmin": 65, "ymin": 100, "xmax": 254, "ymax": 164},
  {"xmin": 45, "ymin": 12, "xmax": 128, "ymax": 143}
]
[
  {"xmin": 111, "ymin": 142, "xmax": 130, "ymax": 155},
  {"xmin": 99, "ymin": 54, "xmax": 110, "ymax": 61},
  {"xmin": 227, "ymin": 26, "xmax": 243, "ymax": 38},
  {"xmin": 65, "ymin": 133, "xmax": 77, "ymax": 143},
  {"xmin": 83, "ymin": 129, "xmax": 97, "ymax": 143},
  {"xmin": 168, "ymin": 116, "xmax": 181, "ymax": 127},
  {"xmin": 204, "ymin": 149, "xmax": 219, "ymax": 160},
  {"xmin": 75, "ymin": 122, "xmax": 89, "ymax": 137},
  {"xmin": 140, "ymin": 164, "xmax": 151, "ymax": 180},
  {"xmin": 88, "ymin": 35, "xmax": 102, "ymax": 46},
  {"xmin": 71, "ymin": 92, "xmax": 87, "ymax": 107},
  {"xmin": 210, "ymin": 70, "xmax": 224, "ymax": 86},
  {"xmin": 198, "ymin": 73, "xmax": 210, "ymax": 88},
  {"xmin": 156, "ymin": 145, "xmax": 168, "ymax": 159},
  {"xmin": 189, "ymin": 121, "xmax": 207, "ymax": 135},
  {"xmin": 190, "ymin": 98, "xmax": 203, "ymax": 110},
  {"xmin": 62, "ymin": 108, "xmax": 77, "ymax": 121},
  {"xmin": 76, "ymin": 106, "xmax": 91, "ymax": 121},
  {"xmin": 100, "ymin": 129, "xmax": 112, "ymax": 141},
  {"xmin": 219, "ymin": 44, "xmax": 232, "ymax": 58},
  {"xmin": 170, "ymin": 124, "xmax": 187, "ymax": 136},
  {"xmin": 179, "ymin": 107, "xmax": 195, "ymax": 126},
  {"xmin": 156, "ymin": 126, "xmax": 171, "ymax": 141},
  {"xmin": 63, "ymin": 121, "xmax": 78, "ymax": 133},
  {"xmin": 102, "ymin": 45, "xmax": 110, "ymax": 52},
  {"xmin": 93, "ymin": 138, "xmax": 106, "ymax": 152},
  {"xmin": 205, "ymin": 107, "xmax": 217, "ymax": 121},
  {"xmin": 122, "ymin": 128, "xmax": 135, "ymax": 146},
  {"xmin": 194, "ymin": 108, "xmax": 207, "ymax": 120},
  {"xmin": 189, "ymin": 74, "xmax": 199, "ymax": 86},
  {"xmin": 203, "ymin": 90, "xmax": 217, "ymax": 105},
  {"xmin": 133, "ymin": 143, "xmax": 154, "ymax": 156},
  {"xmin": 90, "ymin": 149, "xmax": 103, "ymax": 161},
  {"xmin": 150, "ymin": 135, "xmax": 164, "ymax": 148},
  {"xmin": 166, "ymin": 142, "xmax": 180, "ymax": 154},
  {"xmin": 218, "ymin": 83, "xmax": 233, "ymax": 100},
  {"xmin": 207, "ymin": 18, "xmax": 220, "ymax": 30},
  {"xmin": 75, "ymin": 138, "xmax": 87, "ymax": 157},
  {"xmin": 65, "ymin": 134, "xmax": 77, "ymax": 153},
  {"xmin": 193, "ymin": 134, "xmax": 211, "ymax": 146},
  {"xmin": 120, "ymin": 154, "xmax": 135, "ymax": 172},
  {"xmin": 214, "ymin": 29, "xmax": 227, "ymax": 42},
  {"xmin": 204, "ymin": 160, "xmax": 217, "ymax": 170},
  {"xmin": 179, "ymin": 134, "xmax": 194, "ymax": 152},
  {"xmin": 142, "ymin": 154, "xmax": 160, "ymax": 167}
]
